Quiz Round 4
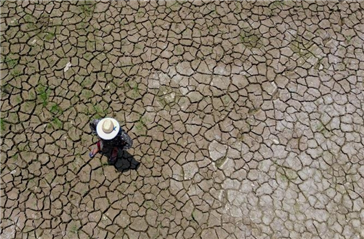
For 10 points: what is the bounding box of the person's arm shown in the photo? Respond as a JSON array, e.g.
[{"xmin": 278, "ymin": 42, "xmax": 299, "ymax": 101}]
[
  {"xmin": 89, "ymin": 119, "xmax": 100, "ymax": 135},
  {"xmin": 120, "ymin": 129, "xmax": 133, "ymax": 150}
]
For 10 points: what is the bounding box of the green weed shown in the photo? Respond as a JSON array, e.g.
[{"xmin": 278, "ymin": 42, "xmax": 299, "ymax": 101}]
[
  {"xmin": 3, "ymin": 56, "xmax": 18, "ymax": 68},
  {"xmin": 16, "ymin": 96, "xmax": 22, "ymax": 104},
  {"xmin": 0, "ymin": 118, "xmax": 6, "ymax": 132},
  {"xmin": 36, "ymin": 84, "xmax": 50, "ymax": 106},
  {"xmin": 175, "ymin": 45, "xmax": 183, "ymax": 54},
  {"xmin": 44, "ymin": 32, "xmax": 55, "ymax": 41},
  {"xmin": 12, "ymin": 153, "xmax": 18, "ymax": 161},
  {"xmin": 222, "ymin": 95, "xmax": 231, "ymax": 106},
  {"xmin": 135, "ymin": 116, "xmax": 149, "ymax": 134},
  {"xmin": 70, "ymin": 224, "xmax": 79, "ymax": 234},
  {"xmin": 50, "ymin": 103, "xmax": 63, "ymax": 115},
  {"xmin": 92, "ymin": 105, "xmax": 107, "ymax": 118},
  {"xmin": 52, "ymin": 118, "xmax": 63, "ymax": 129},
  {"xmin": 240, "ymin": 31, "xmax": 263, "ymax": 49},
  {"xmin": 82, "ymin": 89, "xmax": 93, "ymax": 99},
  {"xmin": 135, "ymin": 121, "xmax": 145, "ymax": 132},
  {"xmin": 269, "ymin": 0, "xmax": 286, "ymax": 9},
  {"xmin": 137, "ymin": 9, "xmax": 145, "ymax": 18},
  {"xmin": 10, "ymin": 69, "xmax": 21, "ymax": 77},
  {"xmin": 79, "ymin": 2, "xmax": 95, "ymax": 17},
  {"xmin": 81, "ymin": 78, "xmax": 93, "ymax": 88}
]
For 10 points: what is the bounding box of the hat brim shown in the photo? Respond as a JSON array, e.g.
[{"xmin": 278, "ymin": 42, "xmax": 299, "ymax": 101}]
[{"xmin": 96, "ymin": 118, "xmax": 120, "ymax": 140}]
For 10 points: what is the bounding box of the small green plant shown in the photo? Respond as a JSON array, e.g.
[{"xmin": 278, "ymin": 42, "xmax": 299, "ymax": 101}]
[
  {"xmin": 82, "ymin": 89, "xmax": 93, "ymax": 99},
  {"xmin": 240, "ymin": 31, "xmax": 263, "ymax": 49},
  {"xmin": 0, "ymin": 118, "xmax": 6, "ymax": 132},
  {"xmin": 16, "ymin": 96, "xmax": 22, "ymax": 104},
  {"xmin": 44, "ymin": 32, "xmax": 55, "ymax": 41},
  {"xmin": 345, "ymin": 35, "xmax": 353, "ymax": 44},
  {"xmin": 50, "ymin": 103, "xmax": 63, "ymax": 115},
  {"xmin": 36, "ymin": 84, "xmax": 50, "ymax": 106},
  {"xmin": 79, "ymin": 2, "xmax": 95, "ymax": 17},
  {"xmin": 10, "ymin": 69, "xmax": 21, "ymax": 77},
  {"xmin": 70, "ymin": 224, "xmax": 79, "ymax": 234},
  {"xmin": 83, "ymin": 53, "xmax": 93, "ymax": 60},
  {"xmin": 3, "ymin": 56, "xmax": 18, "ymax": 68},
  {"xmin": 12, "ymin": 153, "xmax": 18, "ymax": 161},
  {"xmin": 269, "ymin": 0, "xmax": 286, "ymax": 9},
  {"xmin": 222, "ymin": 95, "xmax": 231, "ymax": 106},
  {"xmin": 137, "ymin": 9, "xmax": 145, "ymax": 18},
  {"xmin": 52, "ymin": 118, "xmax": 62, "ymax": 129},
  {"xmin": 175, "ymin": 45, "xmax": 183, "ymax": 54},
  {"xmin": 135, "ymin": 116, "xmax": 149, "ymax": 133},
  {"xmin": 92, "ymin": 105, "xmax": 107, "ymax": 118},
  {"xmin": 135, "ymin": 121, "xmax": 145, "ymax": 132},
  {"xmin": 81, "ymin": 78, "xmax": 93, "ymax": 87}
]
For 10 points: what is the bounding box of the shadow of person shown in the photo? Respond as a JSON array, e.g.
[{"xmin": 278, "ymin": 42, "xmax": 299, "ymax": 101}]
[{"xmin": 110, "ymin": 150, "xmax": 140, "ymax": 173}]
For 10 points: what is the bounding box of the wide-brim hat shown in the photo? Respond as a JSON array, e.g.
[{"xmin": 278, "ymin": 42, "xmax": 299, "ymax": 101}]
[{"xmin": 96, "ymin": 118, "xmax": 120, "ymax": 140}]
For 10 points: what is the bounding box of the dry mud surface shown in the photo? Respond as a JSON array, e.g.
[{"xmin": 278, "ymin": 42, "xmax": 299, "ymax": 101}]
[{"xmin": 1, "ymin": 1, "xmax": 364, "ymax": 238}]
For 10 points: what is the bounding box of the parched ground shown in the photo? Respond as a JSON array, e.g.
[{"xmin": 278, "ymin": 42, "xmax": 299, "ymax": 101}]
[{"xmin": 1, "ymin": 0, "xmax": 364, "ymax": 238}]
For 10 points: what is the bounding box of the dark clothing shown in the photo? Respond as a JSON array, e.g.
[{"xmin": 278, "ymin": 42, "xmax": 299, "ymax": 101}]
[{"xmin": 90, "ymin": 119, "xmax": 133, "ymax": 153}]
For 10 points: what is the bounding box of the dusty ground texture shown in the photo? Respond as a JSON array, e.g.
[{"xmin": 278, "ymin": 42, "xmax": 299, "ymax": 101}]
[{"xmin": 1, "ymin": 0, "xmax": 364, "ymax": 238}]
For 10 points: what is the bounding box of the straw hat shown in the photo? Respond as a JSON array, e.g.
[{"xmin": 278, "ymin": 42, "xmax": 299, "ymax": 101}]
[{"xmin": 96, "ymin": 118, "xmax": 120, "ymax": 140}]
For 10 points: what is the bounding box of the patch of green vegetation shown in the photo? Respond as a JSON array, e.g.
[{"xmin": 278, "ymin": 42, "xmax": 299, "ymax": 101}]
[
  {"xmin": 23, "ymin": 14, "xmax": 38, "ymax": 31},
  {"xmin": 3, "ymin": 55, "xmax": 18, "ymax": 68},
  {"xmin": 135, "ymin": 120, "xmax": 145, "ymax": 133},
  {"xmin": 315, "ymin": 122, "xmax": 325, "ymax": 132},
  {"xmin": 345, "ymin": 35, "xmax": 353, "ymax": 44},
  {"xmin": 18, "ymin": 142, "xmax": 30, "ymax": 152},
  {"xmin": 175, "ymin": 45, "xmax": 183, "ymax": 54},
  {"xmin": 36, "ymin": 84, "xmax": 50, "ymax": 106},
  {"xmin": 83, "ymin": 52, "xmax": 93, "ymax": 61},
  {"xmin": 222, "ymin": 95, "xmax": 231, "ymax": 106},
  {"xmin": 12, "ymin": 153, "xmax": 18, "ymax": 161},
  {"xmin": 81, "ymin": 78, "xmax": 93, "ymax": 88},
  {"xmin": 290, "ymin": 35, "xmax": 317, "ymax": 59},
  {"xmin": 269, "ymin": 0, "xmax": 286, "ymax": 9},
  {"xmin": 82, "ymin": 89, "xmax": 94, "ymax": 99},
  {"xmin": 0, "ymin": 118, "xmax": 6, "ymax": 132},
  {"xmin": 69, "ymin": 224, "xmax": 79, "ymax": 235},
  {"xmin": 16, "ymin": 96, "xmax": 22, "ymax": 104},
  {"xmin": 91, "ymin": 105, "xmax": 107, "ymax": 118},
  {"xmin": 126, "ymin": 82, "xmax": 141, "ymax": 98},
  {"xmin": 10, "ymin": 69, "xmax": 22, "ymax": 77},
  {"xmin": 44, "ymin": 31, "xmax": 55, "ymax": 41},
  {"xmin": 135, "ymin": 116, "xmax": 149, "ymax": 134},
  {"xmin": 137, "ymin": 9, "xmax": 145, "ymax": 18},
  {"xmin": 79, "ymin": 2, "xmax": 96, "ymax": 17},
  {"xmin": 240, "ymin": 30, "xmax": 263, "ymax": 49},
  {"xmin": 50, "ymin": 103, "xmax": 63, "ymax": 115}
]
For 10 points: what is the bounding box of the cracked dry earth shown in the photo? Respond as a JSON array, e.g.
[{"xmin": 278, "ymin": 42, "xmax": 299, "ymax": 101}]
[{"xmin": 1, "ymin": 0, "xmax": 364, "ymax": 239}]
